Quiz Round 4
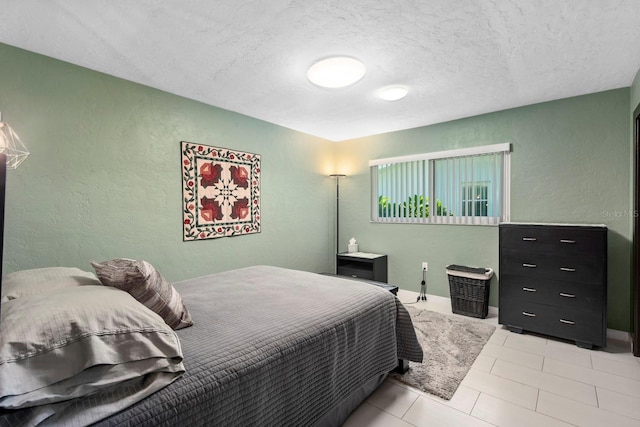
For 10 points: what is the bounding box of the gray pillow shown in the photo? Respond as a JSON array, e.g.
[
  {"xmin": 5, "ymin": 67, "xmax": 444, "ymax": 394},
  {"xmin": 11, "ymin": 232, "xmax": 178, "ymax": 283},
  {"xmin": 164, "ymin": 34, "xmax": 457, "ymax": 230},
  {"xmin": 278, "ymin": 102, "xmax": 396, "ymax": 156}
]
[
  {"xmin": 1, "ymin": 267, "xmax": 100, "ymax": 302},
  {"xmin": 90, "ymin": 258, "xmax": 193, "ymax": 330},
  {"xmin": 0, "ymin": 285, "xmax": 184, "ymax": 410}
]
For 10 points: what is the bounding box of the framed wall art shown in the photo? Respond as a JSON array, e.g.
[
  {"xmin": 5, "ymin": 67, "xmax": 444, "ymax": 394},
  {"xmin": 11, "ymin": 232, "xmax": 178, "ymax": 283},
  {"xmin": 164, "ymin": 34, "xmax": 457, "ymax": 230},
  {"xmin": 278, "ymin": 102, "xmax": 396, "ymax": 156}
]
[{"xmin": 181, "ymin": 141, "xmax": 261, "ymax": 241}]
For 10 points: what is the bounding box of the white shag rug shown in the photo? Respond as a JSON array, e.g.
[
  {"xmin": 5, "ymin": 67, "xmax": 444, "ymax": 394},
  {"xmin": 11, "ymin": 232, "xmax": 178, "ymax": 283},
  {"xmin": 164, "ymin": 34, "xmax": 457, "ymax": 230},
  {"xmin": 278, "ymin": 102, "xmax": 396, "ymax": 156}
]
[{"xmin": 389, "ymin": 305, "xmax": 496, "ymax": 400}]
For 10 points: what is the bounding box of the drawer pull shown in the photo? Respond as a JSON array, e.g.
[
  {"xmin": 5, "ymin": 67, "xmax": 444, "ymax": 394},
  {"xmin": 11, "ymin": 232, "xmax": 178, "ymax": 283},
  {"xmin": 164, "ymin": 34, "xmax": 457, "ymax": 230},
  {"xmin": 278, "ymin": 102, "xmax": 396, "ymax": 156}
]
[
  {"xmin": 522, "ymin": 237, "xmax": 537, "ymax": 241},
  {"xmin": 522, "ymin": 287, "xmax": 537, "ymax": 292},
  {"xmin": 522, "ymin": 263, "xmax": 537, "ymax": 268},
  {"xmin": 559, "ymin": 292, "xmax": 576, "ymax": 298},
  {"xmin": 522, "ymin": 311, "xmax": 536, "ymax": 317},
  {"xmin": 351, "ymin": 275, "xmax": 358, "ymax": 278},
  {"xmin": 559, "ymin": 319, "xmax": 576, "ymax": 325},
  {"xmin": 560, "ymin": 239, "xmax": 576, "ymax": 244},
  {"xmin": 560, "ymin": 267, "xmax": 576, "ymax": 272}
]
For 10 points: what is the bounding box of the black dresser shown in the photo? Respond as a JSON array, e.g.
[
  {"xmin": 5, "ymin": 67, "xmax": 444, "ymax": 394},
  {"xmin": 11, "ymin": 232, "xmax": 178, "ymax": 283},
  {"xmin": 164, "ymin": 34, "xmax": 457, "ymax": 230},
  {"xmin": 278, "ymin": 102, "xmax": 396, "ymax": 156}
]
[{"xmin": 499, "ymin": 223, "xmax": 607, "ymax": 349}]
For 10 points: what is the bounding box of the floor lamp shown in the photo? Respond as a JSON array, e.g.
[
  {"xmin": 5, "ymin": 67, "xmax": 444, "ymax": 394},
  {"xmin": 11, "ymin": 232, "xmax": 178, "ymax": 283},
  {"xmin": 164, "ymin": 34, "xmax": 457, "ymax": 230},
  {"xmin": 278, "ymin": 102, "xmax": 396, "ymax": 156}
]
[{"xmin": 329, "ymin": 174, "xmax": 346, "ymax": 274}]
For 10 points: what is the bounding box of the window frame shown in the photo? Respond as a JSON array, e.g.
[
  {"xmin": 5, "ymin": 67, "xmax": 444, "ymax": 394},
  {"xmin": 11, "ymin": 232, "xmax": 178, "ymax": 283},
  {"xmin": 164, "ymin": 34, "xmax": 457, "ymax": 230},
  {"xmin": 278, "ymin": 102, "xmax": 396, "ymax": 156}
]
[{"xmin": 369, "ymin": 143, "xmax": 511, "ymax": 225}]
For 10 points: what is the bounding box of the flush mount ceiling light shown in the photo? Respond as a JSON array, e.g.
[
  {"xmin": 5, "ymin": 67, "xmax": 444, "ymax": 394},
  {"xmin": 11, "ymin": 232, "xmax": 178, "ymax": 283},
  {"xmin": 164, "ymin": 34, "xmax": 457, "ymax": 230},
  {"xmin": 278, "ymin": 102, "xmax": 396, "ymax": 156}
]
[
  {"xmin": 378, "ymin": 85, "xmax": 409, "ymax": 101},
  {"xmin": 307, "ymin": 57, "xmax": 366, "ymax": 88}
]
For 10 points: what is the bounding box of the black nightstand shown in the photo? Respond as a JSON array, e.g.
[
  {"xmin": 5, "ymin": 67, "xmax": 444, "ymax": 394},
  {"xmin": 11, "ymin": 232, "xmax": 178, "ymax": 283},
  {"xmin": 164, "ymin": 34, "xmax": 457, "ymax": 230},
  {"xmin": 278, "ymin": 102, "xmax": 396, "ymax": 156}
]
[{"xmin": 336, "ymin": 252, "xmax": 388, "ymax": 283}]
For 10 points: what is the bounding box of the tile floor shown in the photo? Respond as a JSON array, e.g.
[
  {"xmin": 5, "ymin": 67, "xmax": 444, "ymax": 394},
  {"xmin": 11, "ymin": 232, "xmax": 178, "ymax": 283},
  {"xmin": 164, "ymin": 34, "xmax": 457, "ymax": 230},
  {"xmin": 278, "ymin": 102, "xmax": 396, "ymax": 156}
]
[{"xmin": 343, "ymin": 290, "xmax": 640, "ymax": 427}]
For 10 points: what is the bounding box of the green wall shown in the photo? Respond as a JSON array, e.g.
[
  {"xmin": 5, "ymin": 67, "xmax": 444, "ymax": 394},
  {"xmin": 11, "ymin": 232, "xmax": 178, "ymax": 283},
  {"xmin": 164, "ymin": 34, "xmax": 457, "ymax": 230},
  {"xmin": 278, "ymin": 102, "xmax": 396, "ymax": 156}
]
[
  {"xmin": 337, "ymin": 89, "xmax": 632, "ymax": 331},
  {"xmin": 1, "ymin": 42, "xmax": 635, "ymax": 332},
  {"xmin": 0, "ymin": 43, "xmax": 337, "ymax": 281}
]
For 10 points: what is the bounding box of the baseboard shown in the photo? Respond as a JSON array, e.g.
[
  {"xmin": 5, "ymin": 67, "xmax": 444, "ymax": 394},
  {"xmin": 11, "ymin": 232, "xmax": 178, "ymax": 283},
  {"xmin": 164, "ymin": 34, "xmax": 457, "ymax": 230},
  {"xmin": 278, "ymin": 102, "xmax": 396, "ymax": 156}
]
[
  {"xmin": 419, "ymin": 293, "xmax": 500, "ymax": 316},
  {"xmin": 607, "ymin": 328, "xmax": 632, "ymax": 343},
  {"xmin": 488, "ymin": 304, "xmax": 499, "ymax": 316},
  {"xmin": 420, "ymin": 293, "xmax": 450, "ymax": 306}
]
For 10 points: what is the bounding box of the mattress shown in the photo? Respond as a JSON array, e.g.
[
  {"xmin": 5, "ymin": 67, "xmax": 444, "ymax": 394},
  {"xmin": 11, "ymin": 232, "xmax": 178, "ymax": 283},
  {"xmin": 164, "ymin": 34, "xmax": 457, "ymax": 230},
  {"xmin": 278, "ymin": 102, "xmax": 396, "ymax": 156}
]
[{"xmin": 2, "ymin": 266, "xmax": 423, "ymax": 426}]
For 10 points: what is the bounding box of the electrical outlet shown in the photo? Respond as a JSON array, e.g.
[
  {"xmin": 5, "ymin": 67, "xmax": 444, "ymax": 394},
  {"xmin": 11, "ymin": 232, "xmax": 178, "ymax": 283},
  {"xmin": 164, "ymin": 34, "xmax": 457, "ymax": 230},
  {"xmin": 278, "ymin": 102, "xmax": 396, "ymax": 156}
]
[{"xmin": 422, "ymin": 262, "xmax": 428, "ymax": 271}]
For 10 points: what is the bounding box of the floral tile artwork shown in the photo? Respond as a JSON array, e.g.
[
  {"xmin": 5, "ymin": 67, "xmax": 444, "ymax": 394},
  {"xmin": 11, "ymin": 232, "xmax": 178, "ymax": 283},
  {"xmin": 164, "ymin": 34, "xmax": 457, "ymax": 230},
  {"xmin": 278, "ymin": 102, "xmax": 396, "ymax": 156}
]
[{"xmin": 181, "ymin": 141, "xmax": 261, "ymax": 240}]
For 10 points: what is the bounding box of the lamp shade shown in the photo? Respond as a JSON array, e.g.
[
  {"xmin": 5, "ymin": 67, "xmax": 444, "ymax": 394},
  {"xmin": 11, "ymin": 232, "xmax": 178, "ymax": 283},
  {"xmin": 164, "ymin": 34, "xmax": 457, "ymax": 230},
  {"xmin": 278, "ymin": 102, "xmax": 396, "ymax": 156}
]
[{"xmin": 0, "ymin": 113, "xmax": 29, "ymax": 169}]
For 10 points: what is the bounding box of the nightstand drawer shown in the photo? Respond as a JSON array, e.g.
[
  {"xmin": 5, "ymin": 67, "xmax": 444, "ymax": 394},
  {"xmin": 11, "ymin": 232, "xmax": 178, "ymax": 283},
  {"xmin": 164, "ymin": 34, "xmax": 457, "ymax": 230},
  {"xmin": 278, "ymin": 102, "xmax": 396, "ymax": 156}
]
[
  {"xmin": 500, "ymin": 252, "xmax": 604, "ymax": 285},
  {"xmin": 337, "ymin": 266, "xmax": 375, "ymax": 280},
  {"xmin": 500, "ymin": 225, "xmax": 606, "ymax": 256},
  {"xmin": 500, "ymin": 274, "xmax": 603, "ymax": 309}
]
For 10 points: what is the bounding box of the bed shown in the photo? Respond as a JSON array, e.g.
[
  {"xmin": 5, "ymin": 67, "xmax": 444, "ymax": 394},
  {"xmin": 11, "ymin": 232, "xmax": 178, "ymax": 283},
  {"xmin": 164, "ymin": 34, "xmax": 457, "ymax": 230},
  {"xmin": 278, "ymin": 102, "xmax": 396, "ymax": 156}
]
[{"xmin": 0, "ymin": 263, "xmax": 422, "ymax": 426}]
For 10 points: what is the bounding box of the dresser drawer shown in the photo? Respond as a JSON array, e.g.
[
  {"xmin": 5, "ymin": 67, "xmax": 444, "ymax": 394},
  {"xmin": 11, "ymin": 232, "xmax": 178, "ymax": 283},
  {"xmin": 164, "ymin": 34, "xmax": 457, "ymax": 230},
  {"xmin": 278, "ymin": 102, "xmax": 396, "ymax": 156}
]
[
  {"xmin": 499, "ymin": 274, "xmax": 603, "ymax": 310},
  {"xmin": 500, "ymin": 225, "xmax": 606, "ymax": 256},
  {"xmin": 500, "ymin": 251, "xmax": 604, "ymax": 285},
  {"xmin": 499, "ymin": 300, "xmax": 605, "ymax": 346}
]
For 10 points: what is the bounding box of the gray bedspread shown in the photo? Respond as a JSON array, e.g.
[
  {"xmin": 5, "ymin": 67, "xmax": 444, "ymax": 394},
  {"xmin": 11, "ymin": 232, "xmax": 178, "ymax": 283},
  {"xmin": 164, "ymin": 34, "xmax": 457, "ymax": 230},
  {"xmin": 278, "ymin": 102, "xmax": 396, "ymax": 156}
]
[{"xmin": 4, "ymin": 266, "xmax": 423, "ymax": 426}]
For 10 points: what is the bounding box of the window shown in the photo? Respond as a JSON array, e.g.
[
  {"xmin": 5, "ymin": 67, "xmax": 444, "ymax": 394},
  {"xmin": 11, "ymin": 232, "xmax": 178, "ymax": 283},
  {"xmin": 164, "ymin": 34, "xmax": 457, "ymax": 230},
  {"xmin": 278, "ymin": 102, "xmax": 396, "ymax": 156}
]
[
  {"xmin": 462, "ymin": 182, "xmax": 489, "ymax": 216},
  {"xmin": 370, "ymin": 143, "xmax": 511, "ymax": 225}
]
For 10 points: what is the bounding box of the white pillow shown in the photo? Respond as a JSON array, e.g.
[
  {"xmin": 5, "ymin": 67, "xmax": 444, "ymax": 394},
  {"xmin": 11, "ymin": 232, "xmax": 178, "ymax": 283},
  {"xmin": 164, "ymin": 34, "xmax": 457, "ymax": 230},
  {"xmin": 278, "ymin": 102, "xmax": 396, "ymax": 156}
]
[{"xmin": 1, "ymin": 267, "xmax": 100, "ymax": 302}]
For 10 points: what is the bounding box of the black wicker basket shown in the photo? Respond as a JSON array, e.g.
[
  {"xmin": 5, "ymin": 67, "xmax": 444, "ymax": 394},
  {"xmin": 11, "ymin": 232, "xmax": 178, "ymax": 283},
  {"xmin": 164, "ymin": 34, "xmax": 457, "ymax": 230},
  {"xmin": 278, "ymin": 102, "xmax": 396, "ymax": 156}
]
[{"xmin": 446, "ymin": 265, "xmax": 493, "ymax": 319}]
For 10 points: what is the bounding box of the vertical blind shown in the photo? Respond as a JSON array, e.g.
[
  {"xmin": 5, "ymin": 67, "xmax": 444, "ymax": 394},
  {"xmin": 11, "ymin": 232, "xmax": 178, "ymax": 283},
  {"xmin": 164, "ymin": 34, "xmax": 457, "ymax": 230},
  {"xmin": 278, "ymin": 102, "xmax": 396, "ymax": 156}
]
[{"xmin": 370, "ymin": 143, "xmax": 511, "ymax": 225}]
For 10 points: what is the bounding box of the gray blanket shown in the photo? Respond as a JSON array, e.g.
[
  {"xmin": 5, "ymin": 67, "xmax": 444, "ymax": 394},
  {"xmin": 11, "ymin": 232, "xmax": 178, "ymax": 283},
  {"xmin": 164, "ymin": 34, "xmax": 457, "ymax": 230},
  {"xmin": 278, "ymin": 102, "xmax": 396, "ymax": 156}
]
[{"xmin": 3, "ymin": 266, "xmax": 423, "ymax": 426}]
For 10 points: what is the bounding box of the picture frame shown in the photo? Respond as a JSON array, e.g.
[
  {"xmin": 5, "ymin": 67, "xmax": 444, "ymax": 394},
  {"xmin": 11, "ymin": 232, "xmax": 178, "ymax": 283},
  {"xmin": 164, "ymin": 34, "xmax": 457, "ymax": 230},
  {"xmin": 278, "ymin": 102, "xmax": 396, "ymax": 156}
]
[{"xmin": 181, "ymin": 141, "xmax": 261, "ymax": 241}]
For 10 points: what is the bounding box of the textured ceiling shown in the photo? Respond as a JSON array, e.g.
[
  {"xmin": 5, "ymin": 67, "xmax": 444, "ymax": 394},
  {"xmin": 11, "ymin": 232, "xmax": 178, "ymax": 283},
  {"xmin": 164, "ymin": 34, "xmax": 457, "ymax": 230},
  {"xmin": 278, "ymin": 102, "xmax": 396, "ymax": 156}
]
[{"xmin": 1, "ymin": 0, "xmax": 640, "ymax": 141}]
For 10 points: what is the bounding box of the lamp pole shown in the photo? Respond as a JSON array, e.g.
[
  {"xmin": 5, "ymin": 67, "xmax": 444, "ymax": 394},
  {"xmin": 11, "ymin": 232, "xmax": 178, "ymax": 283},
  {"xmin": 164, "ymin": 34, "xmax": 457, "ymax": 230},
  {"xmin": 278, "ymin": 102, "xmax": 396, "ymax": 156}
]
[
  {"xmin": 330, "ymin": 174, "xmax": 346, "ymax": 273},
  {"xmin": 0, "ymin": 154, "xmax": 5, "ymax": 298}
]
